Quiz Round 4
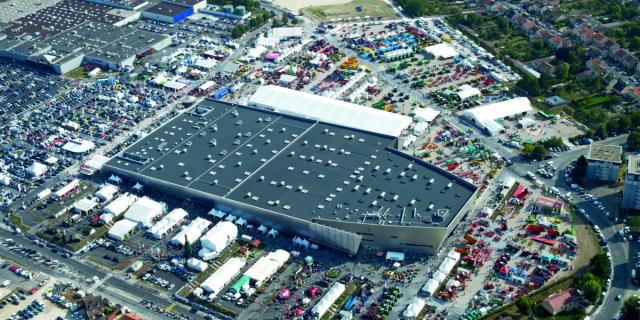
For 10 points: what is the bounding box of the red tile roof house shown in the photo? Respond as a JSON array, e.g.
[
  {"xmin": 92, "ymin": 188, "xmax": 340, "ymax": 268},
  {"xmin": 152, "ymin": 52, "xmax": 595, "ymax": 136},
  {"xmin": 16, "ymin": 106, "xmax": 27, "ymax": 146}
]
[
  {"xmin": 521, "ymin": 20, "xmax": 538, "ymax": 34},
  {"xmin": 542, "ymin": 288, "xmax": 581, "ymax": 315},
  {"xmin": 586, "ymin": 58, "xmax": 600, "ymax": 70},
  {"xmin": 592, "ymin": 33, "xmax": 607, "ymax": 45}
]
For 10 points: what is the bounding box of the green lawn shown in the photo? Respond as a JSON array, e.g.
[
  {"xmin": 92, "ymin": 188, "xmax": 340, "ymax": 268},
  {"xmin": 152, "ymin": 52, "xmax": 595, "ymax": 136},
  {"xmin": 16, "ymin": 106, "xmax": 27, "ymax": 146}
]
[
  {"xmin": 301, "ymin": 0, "xmax": 397, "ymax": 22},
  {"xmin": 9, "ymin": 214, "xmax": 30, "ymax": 232}
]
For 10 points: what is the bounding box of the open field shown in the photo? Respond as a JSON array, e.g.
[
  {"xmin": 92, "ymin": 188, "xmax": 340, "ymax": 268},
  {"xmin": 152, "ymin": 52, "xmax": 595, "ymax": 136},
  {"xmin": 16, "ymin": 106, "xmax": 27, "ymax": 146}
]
[
  {"xmin": 273, "ymin": 0, "xmax": 352, "ymax": 12},
  {"xmin": 300, "ymin": 0, "xmax": 398, "ymax": 22}
]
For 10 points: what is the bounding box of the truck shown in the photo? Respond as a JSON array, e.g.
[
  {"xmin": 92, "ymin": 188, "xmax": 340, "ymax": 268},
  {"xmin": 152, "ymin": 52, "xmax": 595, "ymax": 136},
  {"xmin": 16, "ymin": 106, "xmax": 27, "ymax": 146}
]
[{"xmin": 526, "ymin": 172, "xmax": 536, "ymax": 180}]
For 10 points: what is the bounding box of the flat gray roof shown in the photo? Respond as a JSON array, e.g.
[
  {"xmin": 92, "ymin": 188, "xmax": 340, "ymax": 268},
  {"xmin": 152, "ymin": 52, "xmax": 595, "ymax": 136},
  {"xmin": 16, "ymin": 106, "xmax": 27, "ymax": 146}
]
[
  {"xmin": 588, "ymin": 144, "xmax": 622, "ymax": 163},
  {"xmin": 144, "ymin": 2, "xmax": 191, "ymax": 16},
  {"xmin": 106, "ymin": 100, "xmax": 477, "ymax": 228}
]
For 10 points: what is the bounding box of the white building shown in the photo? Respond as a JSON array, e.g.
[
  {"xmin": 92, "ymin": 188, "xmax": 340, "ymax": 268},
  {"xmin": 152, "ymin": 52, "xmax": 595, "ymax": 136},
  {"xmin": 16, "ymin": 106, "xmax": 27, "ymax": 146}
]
[
  {"xmin": 95, "ymin": 184, "xmax": 118, "ymax": 202},
  {"xmin": 108, "ymin": 219, "xmax": 138, "ymax": 241},
  {"xmin": 26, "ymin": 162, "xmax": 48, "ymax": 178},
  {"xmin": 312, "ymin": 282, "xmax": 346, "ymax": 318},
  {"xmin": 243, "ymin": 249, "xmax": 290, "ymax": 286},
  {"xmin": 200, "ymin": 257, "xmax": 246, "ymax": 295},
  {"xmin": 187, "ymin": 258, "xmax": 208, "ymax": 272},
  {"xmin": 271, "ymin": 27, "xmax": 303, "ymax": 40},
  {"xmin": 623, "ymin": 155, "xmax": 640, "ymax": 210},
  {"xmin": 73, "ymin": 198, "xmax": 99, "ymax": 214},
  {"xmin": 402, "ymin": 297, "xmax": 426, "ymax": 318},
  {"xmin": 462, "ymin": 97, "xmax": 532, "ymax": 136},
  {"xmin": 104, "ymin": 194, "xmax": 137, "ymax": 216},
  {"xmin": 148, "ymin": 208, "xmax": 188, "ymax": 239},
  {"xmin": 249, "ymin": 85, "xmax": 412, "ymax": 137},
  {"xmin": 586, "ymin": 144, "xmax": 622, "ymax": 182},
  {"xmin": 456, "ymin": 84, "xmax": 481, "ymax": 101},
  {"xmin": 424, "ymin": 43, "xmax": 458, "ymax": 59},
  {"xmin": 124, "ymin": 197, "xmax": 166, "ymax": 228},
  {"xmin": 198, "ymin": 221, "xmax": 238, "ymax": 260},
  {"xmin": 171, "ymin": 217, "xmax": 212, "ymax": 246}
]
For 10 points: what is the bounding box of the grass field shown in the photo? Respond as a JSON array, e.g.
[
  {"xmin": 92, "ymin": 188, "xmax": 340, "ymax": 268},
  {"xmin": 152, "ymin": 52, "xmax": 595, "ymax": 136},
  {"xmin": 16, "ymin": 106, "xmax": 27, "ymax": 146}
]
[{"xmin": 301, "ymin": 0, "xmax": 398, "ymax": 22}]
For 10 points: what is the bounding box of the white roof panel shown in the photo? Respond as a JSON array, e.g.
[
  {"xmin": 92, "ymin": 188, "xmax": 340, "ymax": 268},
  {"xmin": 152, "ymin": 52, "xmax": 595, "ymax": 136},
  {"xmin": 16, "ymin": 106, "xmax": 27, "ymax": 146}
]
[{"xmin": 249, "ymin": 85, "xmax": 412, "ymax": 137}]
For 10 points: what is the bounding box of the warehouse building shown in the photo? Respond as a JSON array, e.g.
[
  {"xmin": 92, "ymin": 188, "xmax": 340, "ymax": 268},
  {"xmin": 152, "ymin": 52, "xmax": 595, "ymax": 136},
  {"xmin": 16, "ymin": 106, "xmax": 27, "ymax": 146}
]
[
  {"xmin": 142, "ymin": 2, "xmax": 193, "ymax": 24},
  {"xmin": 104, "ymin": 99, "xmax": 477, "ymax": 255},
  {"xmin": 85, "ymin": 0, "xmax": 149, "ymax": 10},
  {"xmin": 249, "ymin": 85, "xmax": 412, "ymax": 137},
  {"xmin": 622, "ymin": 155, "xmax": 640, "ymax": 210},
  {"xmin": 462, "ymin": 97, "xmax": 532, "ymax": 136},
  {"xmin": 586, "ymin": 144, "xmax": 622, "ymax": 182},
  {"xmin": 0, "ymin": 21, "xmax": 170, "ymax": 74}
]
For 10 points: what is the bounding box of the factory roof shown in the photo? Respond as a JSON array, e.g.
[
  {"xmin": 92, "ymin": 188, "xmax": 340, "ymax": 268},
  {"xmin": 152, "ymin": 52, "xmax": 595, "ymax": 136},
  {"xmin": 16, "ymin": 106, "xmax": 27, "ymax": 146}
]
[
  {"xmin": 144, "ymin": 2, "xmax": 191, "ymax": 16},
  {"xmin": 106, "ymin": 99, "xmax": 477, "ymax": 228},
  {"xmin": 462, "ymin": 97, "xmax": 532, "ymax": 122},
  {"xmin": 628, "ymin": 155, "xmax": 640, "ymax": 175},
  {"xmin": 587, "ymin": 144, "xmax": 622, "ymax": 163},
  {"xmin": 165, "ymin": 0, "xmax": 206, "ymax": 6},
  {"xmin": 249, "ymin": 85, "xmax": 412, "ymax": 137},
  {"xmin": 2, "ymin": 0, "xmax": 131, "ymax": 39}
]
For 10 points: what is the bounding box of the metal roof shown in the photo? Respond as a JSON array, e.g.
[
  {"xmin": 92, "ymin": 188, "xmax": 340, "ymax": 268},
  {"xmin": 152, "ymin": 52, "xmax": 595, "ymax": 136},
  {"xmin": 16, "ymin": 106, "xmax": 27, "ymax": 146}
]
[{"xmin": 106, "ymin": 99, "xmax": 476, "ymax": 228}]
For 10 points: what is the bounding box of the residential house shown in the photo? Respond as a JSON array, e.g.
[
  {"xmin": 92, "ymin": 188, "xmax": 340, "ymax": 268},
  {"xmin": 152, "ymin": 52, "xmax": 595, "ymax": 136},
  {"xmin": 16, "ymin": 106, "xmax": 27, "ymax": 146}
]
[
  {"xmin": 541, "ymin": 288, "xmax": 581, "ymax": 316},
  {"xmin": 603, "ymin": 39, "xmax": 620, "ymax": 52},
  {"xmin": 536, "ymin": 29, "xmax": 553, "ymax": 42},
  {"xmin": 536, "ymin": 61, "xmax": 556, "ymax": 75},
  {"xmin": 623, "ymin": 54, "xmax": 639, "ymax": 71},
  {"xmin": 586, "ymin": 58, "xmax": 601, "ymax": 70},
  {"xmin": 521, "ymin": 20, "xmax": 538, "ymax": 35},
  {"xmin": 579, "ymin": 28, "xmax": 595, "ymax": 43},
  {"xmin": 622, "ymin": 86, "xmax": 640, "ymax": 101},
  {"xmin": 548, "ymin": 35, "xmax": 564, "ymax": 49},
  {"xmin": 592, "ymin": 33, "xmax": 607, "ymax": 46}
]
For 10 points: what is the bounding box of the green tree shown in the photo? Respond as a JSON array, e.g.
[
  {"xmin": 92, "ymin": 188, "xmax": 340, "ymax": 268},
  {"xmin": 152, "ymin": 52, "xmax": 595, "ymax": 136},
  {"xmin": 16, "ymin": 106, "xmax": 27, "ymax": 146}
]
[
  {"xmin": 515, "ymin": 296, "xmax": 533, "ymax": 315},
  {"xmin": 532, "ymin": 145, "xmax": 548, "ymax": 160},
  {"xmin": 621, "ymin": 295, "xmax": 640, "ymax": 320},
  {"xmin": 617, "ymin": 116, "xmax": 631, "ymax": 133},
  {"xmin": 627, "ymin": 130, "xmax": 640, "ymax": 151},
  {"xmin": 580, "ymin": 278, "xmax": 602, "ymax": 304},
  {"xmin": 574, "ymin": 155, "xmax": 588, "ymax": 179},
  {"xmin": 631, "ymin": 37, "xmax": 640, "ymax": 51},
  {"xmin": 184, "ymin": 235, "xmax": 193, "ymax": 258},
  {"xmin": 517, "ymin": 75, "xmax": 541, "ymax": 96},
  {"xmin": 632, "ymin": 112, "xmax": 640, "ymax": 129},
  {"xmin": 281, "ymin": 12, "xmax": 289, "ymax": 25},
  {"xmin": 400, "ymin": 0, "xmax": 427, "ymax": 17},
  {"xmin": 231, "ymin": 25, "xmax": 245, "ymax": 39},
  {"xmin": 291, "ymin": 17, "xmax": 299, "ymax": 25},
  {"xmin": 557, "ymin": 63, "xmax": 570, "ymax": 80},
  {"xmin": 590, "ymin": 253, "xmax": 611, "ymax": 281}
]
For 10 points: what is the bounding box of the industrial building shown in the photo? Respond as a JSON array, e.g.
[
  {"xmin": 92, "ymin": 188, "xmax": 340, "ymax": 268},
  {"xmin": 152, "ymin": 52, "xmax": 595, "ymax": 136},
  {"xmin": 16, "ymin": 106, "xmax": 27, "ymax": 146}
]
[
  {"xmin": 586, "ymin": 144, "xmax": 622, "ymax": 182},
  {"xmin": 0, "ymin": 21, "xmax": 170, "ymax": 74},
  {"xmin": 462, "ymin": 97, "xmax": 532, "ymax": 136},
  {"xmin": 142, "ymin": 2, "xmax": 193, "ymax": 24},
  {"xmin": 622, "ymin": 155, "xmax": 640, "ymax": 210},
  {"xmin": 104, "ymin": 99, "xmax": 478, "ymax": 255},
  {"xmin": 249, "ymin": 85, "xmax": 413, "ymax": 137}
]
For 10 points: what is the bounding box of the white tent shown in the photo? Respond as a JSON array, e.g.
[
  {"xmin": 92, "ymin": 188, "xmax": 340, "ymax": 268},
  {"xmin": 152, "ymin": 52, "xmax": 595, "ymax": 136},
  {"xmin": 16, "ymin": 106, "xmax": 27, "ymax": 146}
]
[
  {"xmin": 124, "ymin": 197, "xmax": 165, "ymax": 228},
  {"xmin": 271, "ymin": 27, "xmax": 302, "ymax": 39},
  {"xmin": 100, "ymin": 213, "xmax": 115, "ymax": 224},
  {"xmin": 187, "ymin": 258, "xmax": 208, "ymax": 272},
  {"xmin": 103, "ymin": 194, "xmax": 137, "ymax": 216},
  {"xmin": 456, "ymin": 84, "xmax": 481, "ymax": 101},
  {"xmin": 148, "ymin": 208, "xmax": 188, "ymax": 239},
  {"xmin": 518, "ymin": 117, "xmax": 536, "ymax": 128},
  {"xmin": 74, "ymin": 198, "xmax": 99, "ymax": 214},
  {"xmin": 249, "ymin": 85, "xmax": 412, "ymax": 137},
  {"xmin": 200, "ymin": 257, "xmax": 246, "ymax": 295},
  {"xmin": 199, "ymin": 80, "xmax": 214, "ymax": 92},
  {"xmin": 171, "ymin": 217, "xmax": 212, "ymax": 246},
  {"xmin": 0, "ymin": 174, "xmax": 10, "ymax": 186},
  {"xmin": 412, "ymin": 107, "xmax": 440, "ymax": 123},
  {"xmin": 447, "ymin": 249, "xmax": 461, "ymax": 262},
  {"xmin": 421, "ymin": 279, "xmax": 440, "ymax": 296},
  {"xmin": 244, "ymin": 250, "xmax": 290, "ymax": 286},
  {"xmin": 312, "ymin": 282, "xmax": 346, "ymax": 317},
  {"xmin": 438, "ymin": 257, "xmax": 457, "ymax": 275},
  {"xmin": 208, "ymin": 208, "xmax": 226, "ymax": 219},
  {"xmin": 462, "ymin": 97, "xmax": 532, "ymax": 136},
  {"xmin": 402, "ymin": 297, "xmax": 426, "ymax": 318},
  {"xmin": 247, "ymin": 45, "xmax": 267, "ymax": 59},
  {"xmin": 26, "ymin": 162, "xmax": 47, "ymax": 177},
  {"xmin": 424, "ymin": 43, "xmax": 458, "ymax": 59},
  {"xmin": 235, "ymin": 217, "xmax": 247, "ymax": 226},
  {"xmin": 62, "ymin": 139, "xmax": 95, "ymax": 154},
  {"xmin": 199, "ymin": 221, "xmax": 238, "ymax": 260},
  {"xmin": 432, "ymin": 270, "xmax": 447, "ymax": 283},
  {"xmin": 225, "ymin": 214, "xmax": 237, "ymax": 222},
  {"xmin": 108, "ymin": 219, "xmax": 138, "ymax": 241},
  {"xmin": 95, "ymin": 184, "xmax": 118, "ymax": 202}
]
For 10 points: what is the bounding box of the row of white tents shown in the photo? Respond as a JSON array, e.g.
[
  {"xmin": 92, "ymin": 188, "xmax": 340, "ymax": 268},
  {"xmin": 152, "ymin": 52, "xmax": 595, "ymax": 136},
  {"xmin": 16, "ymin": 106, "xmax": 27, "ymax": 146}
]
[{"xmin": 421, "ymin": 249, "xmax": 462, "ymax": 296}]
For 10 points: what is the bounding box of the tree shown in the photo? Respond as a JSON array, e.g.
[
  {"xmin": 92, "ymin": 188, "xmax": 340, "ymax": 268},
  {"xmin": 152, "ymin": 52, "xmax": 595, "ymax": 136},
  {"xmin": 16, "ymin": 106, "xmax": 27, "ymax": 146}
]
[
  {"xmin": 516, "ymin": 296, "xmax": 533, "ymax": 315},
  {"xmin": 590, "ymin": 253, "xmax": 611, "ymax": 281},
  {"xmin": 627, "ymin": 130, "xmax": 640, "ymax": 152},
  {"xmin": 631, "ymin": 36, "xmax": 640, "ymax": 51},
  {"xmin": 574, "ymin": 155, "xmax": 588, "ymax": 179},
  {"xmin": 400, "ymin": 0, "xmax": 427, "ymax": 17},
  {"xmin": 517, "ymin": 75, "xmax": 541, "ymax": 96},
  {"xmin": 556, "ymin": 62, "xmax": 570, "ymax": 80},
  {"xmin": 281, "ymin": 12, "xmax": 288, "ymax": 25},
  {"xmin": 532, "ymin": 145, "xmax": 548, "ymax": 160},
  {"xmin": 231, "ymin": 25, "xmax": 245, "ymax": 39},
  {"xmin": 291, "ymin": 17, "xmax": 299, "ymax": 25},
  {"xmin": 621, "ymin": 295, "xmax": 640, "ymax": 320},
  {"xmin": 184, "ymin": 235, "xmax": 193, "ymax": 258},
  {"xmin": 580, "ymin": 278, "xmax": 602, "ymax": 304}
]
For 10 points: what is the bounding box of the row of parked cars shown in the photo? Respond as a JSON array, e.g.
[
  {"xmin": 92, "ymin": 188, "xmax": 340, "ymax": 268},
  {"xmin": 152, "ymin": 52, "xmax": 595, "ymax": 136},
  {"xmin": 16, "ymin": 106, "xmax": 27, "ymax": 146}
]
[{"xmin": 6, "ymin": 299, "xmax": 45, "ymax": 320}]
